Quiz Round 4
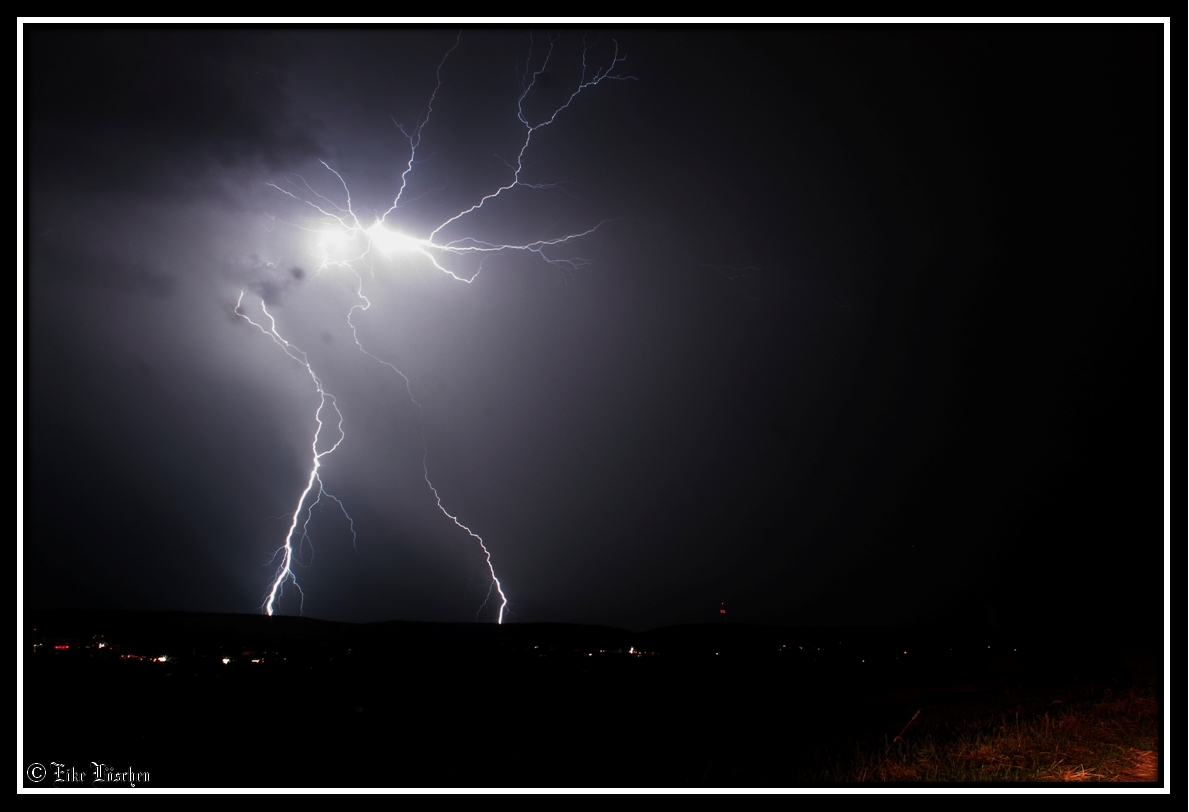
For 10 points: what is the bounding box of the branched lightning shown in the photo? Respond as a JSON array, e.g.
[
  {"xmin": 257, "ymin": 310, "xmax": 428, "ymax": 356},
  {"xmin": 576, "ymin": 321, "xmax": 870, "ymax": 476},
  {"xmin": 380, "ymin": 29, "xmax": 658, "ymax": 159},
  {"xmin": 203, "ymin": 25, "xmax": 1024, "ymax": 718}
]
[
  {"xmin": 239, "ymin": 33, "xmax": 634, "ymax": 622},
  {"xmin": 233, "ymin": 291, "xmax": 356, "ymax": 616}
]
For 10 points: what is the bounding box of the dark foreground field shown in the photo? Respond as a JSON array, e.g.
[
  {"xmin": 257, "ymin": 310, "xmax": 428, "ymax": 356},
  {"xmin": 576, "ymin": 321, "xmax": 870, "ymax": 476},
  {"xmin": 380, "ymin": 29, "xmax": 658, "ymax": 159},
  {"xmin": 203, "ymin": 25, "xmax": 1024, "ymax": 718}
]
[{"xmin": 21, "ymin": 610, "xmax": 1162, "ymax": 788}]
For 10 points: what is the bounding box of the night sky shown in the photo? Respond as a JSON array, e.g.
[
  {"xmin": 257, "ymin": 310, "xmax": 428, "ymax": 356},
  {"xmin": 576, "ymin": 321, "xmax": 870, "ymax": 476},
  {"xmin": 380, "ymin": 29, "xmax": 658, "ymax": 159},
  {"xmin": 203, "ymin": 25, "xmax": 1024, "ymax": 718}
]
[{"xmin": 21, "ymin": 25, "xmax": 1166, "ymax": 632}]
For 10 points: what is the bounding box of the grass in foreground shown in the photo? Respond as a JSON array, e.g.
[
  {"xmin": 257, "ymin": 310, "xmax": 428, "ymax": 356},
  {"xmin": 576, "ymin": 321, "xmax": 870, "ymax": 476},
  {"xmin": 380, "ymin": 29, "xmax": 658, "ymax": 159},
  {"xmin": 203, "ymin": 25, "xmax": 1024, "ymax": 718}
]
[{"xmin": 831, "ymin": 685, "xmax": 1159, "ymax": 783}]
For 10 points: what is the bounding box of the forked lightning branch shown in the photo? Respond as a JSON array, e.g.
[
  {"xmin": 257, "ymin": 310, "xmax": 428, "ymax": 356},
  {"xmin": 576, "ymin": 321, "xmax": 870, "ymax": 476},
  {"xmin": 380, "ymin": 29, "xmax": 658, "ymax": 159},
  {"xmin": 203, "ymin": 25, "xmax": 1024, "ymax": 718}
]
[{"xmin": 234, "ymin": 34, "xmax": 634, "ymax": 623}]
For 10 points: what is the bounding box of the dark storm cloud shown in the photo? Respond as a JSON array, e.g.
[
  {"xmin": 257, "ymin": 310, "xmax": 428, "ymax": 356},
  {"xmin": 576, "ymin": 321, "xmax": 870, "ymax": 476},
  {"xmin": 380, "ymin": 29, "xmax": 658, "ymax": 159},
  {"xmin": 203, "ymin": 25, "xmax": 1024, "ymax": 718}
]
[
  {"xmin": 26, "ymin": 28, "xmax": 328, "ymax": 303},
  {"xmin": 228, "ymin": 254, "xmax": 307, "ymax": 306},
  {"xmin": 30, "ymin": 236, "xmax": 177, "ymax": 298},
  {"xmin": 25, "ymin": 28, "xmax": 324, "ymax": 198}
]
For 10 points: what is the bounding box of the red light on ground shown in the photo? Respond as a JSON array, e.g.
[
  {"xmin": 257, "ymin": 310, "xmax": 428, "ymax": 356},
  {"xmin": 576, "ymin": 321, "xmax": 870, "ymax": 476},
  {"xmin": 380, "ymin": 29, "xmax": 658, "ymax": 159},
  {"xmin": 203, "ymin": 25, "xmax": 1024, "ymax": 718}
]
[{"xmin": 53, "ymin": 645, "xmax": 69, "ymax": 650}]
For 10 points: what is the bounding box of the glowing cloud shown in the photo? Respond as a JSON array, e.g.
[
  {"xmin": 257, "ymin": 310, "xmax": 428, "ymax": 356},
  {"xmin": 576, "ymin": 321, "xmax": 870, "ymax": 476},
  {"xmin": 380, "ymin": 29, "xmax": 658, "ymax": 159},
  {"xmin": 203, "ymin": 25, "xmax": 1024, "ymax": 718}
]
[{"xmin": 238, "ymin": 32, "xmax": 634, "ymax": 623}]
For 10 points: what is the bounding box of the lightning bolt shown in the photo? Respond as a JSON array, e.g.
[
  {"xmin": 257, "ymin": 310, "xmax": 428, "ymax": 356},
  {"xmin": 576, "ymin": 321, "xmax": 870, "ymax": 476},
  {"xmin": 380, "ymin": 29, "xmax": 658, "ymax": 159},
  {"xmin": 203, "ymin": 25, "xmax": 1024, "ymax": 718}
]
[
  {"xmin": 233, "ymin": 291, "xmax": 356, "ymax": 617},
  {"xmin": 239, "ymin": 32, "xmax": 634, "ymax": 622}
]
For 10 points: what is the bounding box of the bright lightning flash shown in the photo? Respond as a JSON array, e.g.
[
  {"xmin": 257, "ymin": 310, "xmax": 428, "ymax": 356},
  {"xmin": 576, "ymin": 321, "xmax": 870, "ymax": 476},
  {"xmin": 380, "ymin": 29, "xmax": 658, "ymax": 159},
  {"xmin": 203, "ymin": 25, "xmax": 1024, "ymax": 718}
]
[
  {"xmin": 233, "ymin": 292, "xmax": 356, "ymax": 617},
  {"xmin": 239, "ymin": 33, "xmax": 634, "ymax": 624}
]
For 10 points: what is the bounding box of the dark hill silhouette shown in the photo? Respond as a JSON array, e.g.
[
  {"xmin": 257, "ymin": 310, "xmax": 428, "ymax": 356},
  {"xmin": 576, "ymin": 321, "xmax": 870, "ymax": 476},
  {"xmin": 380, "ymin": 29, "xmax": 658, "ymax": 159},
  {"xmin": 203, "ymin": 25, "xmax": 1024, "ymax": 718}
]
[{"xmin": 22, "ymin": 609, "xmax": 1158, "ymax": 787}]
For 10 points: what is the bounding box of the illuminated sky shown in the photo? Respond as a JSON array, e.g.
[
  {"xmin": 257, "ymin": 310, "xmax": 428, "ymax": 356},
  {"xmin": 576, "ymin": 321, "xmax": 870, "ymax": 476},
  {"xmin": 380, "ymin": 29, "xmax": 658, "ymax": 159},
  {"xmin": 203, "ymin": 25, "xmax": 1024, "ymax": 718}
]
[{"xmin": 22, "ymin": 26, "xmax": 1164, "ymax": 630}]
